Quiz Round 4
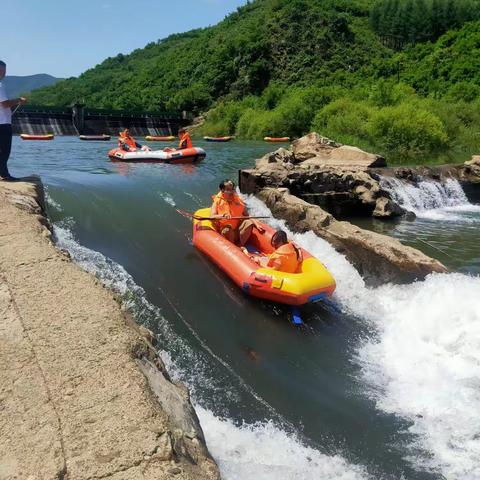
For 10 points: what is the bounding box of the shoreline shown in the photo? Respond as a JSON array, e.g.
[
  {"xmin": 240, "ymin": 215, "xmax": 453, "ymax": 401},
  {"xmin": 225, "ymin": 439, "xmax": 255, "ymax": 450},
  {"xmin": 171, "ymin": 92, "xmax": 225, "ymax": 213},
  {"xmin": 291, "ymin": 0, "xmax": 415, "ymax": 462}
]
[{"xmin": 0, "ymin": 178, "xmax": 220, "ymax": 479}]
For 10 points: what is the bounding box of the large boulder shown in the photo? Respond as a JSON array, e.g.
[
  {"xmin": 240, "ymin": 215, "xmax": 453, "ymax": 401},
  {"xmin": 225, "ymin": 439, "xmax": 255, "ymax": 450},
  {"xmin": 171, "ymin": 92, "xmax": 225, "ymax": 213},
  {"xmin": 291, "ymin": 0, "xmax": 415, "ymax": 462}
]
[
  {"xmin": 255, "ymin": 147, "xmax": 295, "ymax": 168},
  {"xmin": 373, "ymin": 197, "xmax": 406, "ymax": 219},
  {"xmin": 291, "ymin": 133, "xmax": 386, "ymax": 168},
  {"xmin": 257, "ymin": 188, "xmax": 447, "ymax": 285},
  {"xmin": 329, "ymin": 145, "xmax": 386, "ymax": 168},
  {"xmin": 292, "ymin": 133, "xmax": 341, "ymax": 161},
  {"xmin": 464, "ymin": 155, "xmax": 480, "ymax": 177}
]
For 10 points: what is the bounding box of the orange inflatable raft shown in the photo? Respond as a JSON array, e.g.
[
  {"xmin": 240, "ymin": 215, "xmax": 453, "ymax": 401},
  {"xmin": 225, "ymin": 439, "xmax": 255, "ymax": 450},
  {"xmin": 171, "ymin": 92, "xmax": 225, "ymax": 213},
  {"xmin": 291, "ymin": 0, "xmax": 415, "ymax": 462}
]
[
  {"xmin": 20, "ymin": 134, "xmax": 54, "ymax": 141},
  {"xmin": 192, "ymin": 208, "xmax": 336, "ymax": 306},
  {"xmin": 264, "ymin": 136, "xmax": 290, "ymax": 142},
  {"xmin": 108, "ymin": 147, "xmax": 206, "ymax": 164}
]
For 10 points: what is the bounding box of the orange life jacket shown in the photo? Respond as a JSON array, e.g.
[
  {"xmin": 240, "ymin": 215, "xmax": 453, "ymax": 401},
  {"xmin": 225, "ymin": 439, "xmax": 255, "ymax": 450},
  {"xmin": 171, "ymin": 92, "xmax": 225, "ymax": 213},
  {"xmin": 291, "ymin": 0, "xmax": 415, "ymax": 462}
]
[
  {"xmin": 212, "ymin": 192, "xmax": 245, "ymax": 230},
  {"xmin": 267, "ymin": 242, "xmax": 302, "ymax": 273},
  {"xmin": 119, "ymin": 132, "xmax": 137, "ymax": 150},
  {"xmin": 178, "ymin": 132, "xmax": 193, "ymax": 149}
]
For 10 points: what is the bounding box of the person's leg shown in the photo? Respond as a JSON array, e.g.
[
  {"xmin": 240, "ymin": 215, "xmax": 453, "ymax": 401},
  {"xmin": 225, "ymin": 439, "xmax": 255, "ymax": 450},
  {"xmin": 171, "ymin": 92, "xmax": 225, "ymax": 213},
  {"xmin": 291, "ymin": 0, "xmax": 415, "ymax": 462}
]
[
  {"xmin": 220, "ymin": 225, "xmax": 236, "ymax": 243},
  {"xmin": 238, "ymin": 219, "xmax": 254, "ymax": 247},
  {"xmin": 0, "ymin": 125, "xmax": 12, "ymax": 178}
]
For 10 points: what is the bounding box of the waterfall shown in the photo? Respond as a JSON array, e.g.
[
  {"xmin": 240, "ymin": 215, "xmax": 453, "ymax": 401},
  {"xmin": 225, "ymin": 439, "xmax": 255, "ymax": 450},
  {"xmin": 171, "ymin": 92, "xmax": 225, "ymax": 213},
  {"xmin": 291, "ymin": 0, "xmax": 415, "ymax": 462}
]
[{"xmin": 380, "ymin": 176, "xmax": 480, "ymax": 220}]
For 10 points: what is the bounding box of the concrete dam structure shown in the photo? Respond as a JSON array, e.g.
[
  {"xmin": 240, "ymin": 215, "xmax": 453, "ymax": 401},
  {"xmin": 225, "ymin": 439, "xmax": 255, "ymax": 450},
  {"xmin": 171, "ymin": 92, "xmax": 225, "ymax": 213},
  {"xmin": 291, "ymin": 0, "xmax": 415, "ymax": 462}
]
[{"xmin": 12, "ymin": 104, "xmax": 187, "ymax": 136}]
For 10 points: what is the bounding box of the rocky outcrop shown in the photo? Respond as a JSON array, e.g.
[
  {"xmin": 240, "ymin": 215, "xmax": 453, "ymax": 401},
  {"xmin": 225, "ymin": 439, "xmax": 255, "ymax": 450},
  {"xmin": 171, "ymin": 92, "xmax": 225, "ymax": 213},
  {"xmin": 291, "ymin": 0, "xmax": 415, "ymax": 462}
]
[
  {"xmin": 291, "ymin": 132, "xmax": 386, "ymax": 167},
  {"xmin": 0, "ymin": 179, "xmax": 219, "ymax": 480},
  {"xmin": 242, "ymin": 156, "xmax": 401, "ymax": 219},
  {"xmin": 257, "ymin": 188, "xmax": 447, "ymax": 285},
  {"xmin": 242, "ymin": 134, "xmax": 480, "ymax": 219}
]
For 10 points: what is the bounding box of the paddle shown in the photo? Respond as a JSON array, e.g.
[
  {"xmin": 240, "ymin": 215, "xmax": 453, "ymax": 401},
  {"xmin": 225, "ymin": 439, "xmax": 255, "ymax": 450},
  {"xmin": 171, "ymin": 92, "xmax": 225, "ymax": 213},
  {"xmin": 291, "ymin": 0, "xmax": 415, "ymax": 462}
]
[{"xmin": 176, "ymin": 208, "xmax": 270, "ymax": 221}]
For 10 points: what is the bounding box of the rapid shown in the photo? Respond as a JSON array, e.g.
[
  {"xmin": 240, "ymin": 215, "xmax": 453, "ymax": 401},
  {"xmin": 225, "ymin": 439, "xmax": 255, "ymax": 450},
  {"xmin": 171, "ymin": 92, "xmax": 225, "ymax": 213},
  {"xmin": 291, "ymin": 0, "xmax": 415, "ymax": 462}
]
[{"xmin": 11, "ymin": 137, "xmax": 480, "ymax": 480}]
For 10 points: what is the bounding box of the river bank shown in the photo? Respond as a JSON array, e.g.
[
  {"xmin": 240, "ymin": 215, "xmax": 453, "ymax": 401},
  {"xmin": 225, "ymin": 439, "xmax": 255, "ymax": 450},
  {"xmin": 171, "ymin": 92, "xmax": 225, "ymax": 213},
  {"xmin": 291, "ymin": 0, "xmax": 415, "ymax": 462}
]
[{"xmin": 0, "ymin": 178, "xmax": 219, "ymax": 479}]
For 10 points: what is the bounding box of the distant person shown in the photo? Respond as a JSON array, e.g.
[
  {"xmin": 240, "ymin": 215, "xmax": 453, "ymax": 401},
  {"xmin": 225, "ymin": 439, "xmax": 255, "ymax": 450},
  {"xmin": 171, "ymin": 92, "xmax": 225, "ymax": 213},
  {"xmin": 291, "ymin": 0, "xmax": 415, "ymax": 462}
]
[
  {"xmin": 118, "ymin": 128, "xmax": 150, "ymax": 152},
  {"xmin": 0, "ymin": 60, "xmax": 27, "ymax": 181},
  {"xmin": 210, "ymin": 179, "xmax": 263, "ymax": 246},
  {"xmin": 250, "ymin": 230, "xmax": 302, "ymax": 273},
  {"xmin": 177, "ymin": 128, "xmax": 192, "ymax": 150},
  {"xmin": 164, "ymin": 128, "xmax": 193, "ymax": 153}
]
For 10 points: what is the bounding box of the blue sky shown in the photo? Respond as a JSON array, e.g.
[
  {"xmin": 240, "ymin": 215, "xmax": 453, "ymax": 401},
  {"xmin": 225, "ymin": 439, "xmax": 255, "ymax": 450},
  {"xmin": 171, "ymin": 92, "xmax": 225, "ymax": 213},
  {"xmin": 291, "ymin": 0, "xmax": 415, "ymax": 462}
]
[{"xmin": 4, "ymin": 0, "xmax": 248, "ymax": 78}]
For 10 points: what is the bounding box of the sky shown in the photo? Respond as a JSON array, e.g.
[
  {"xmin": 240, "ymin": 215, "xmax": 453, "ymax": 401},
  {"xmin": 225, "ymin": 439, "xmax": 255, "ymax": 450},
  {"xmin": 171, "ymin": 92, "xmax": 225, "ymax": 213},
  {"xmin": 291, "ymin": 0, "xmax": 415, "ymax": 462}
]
[{"xmin": 3, "ymin": 0, "xmax": 249, "ymax": 78}]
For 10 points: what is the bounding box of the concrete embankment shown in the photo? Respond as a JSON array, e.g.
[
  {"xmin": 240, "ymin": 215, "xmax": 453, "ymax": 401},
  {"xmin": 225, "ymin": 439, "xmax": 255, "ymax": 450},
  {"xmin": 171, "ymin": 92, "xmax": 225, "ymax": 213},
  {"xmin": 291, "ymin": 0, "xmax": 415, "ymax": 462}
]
[{"xmin": 0, "ymin": 179, "xmax": 219, "ymax": 479}]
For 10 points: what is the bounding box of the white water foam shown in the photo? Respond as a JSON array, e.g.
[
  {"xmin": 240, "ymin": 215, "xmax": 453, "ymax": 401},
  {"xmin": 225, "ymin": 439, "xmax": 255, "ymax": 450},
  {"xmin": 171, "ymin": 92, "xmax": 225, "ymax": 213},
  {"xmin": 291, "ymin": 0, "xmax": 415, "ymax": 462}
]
[
  {"xmin": 52, "ymin": 220, "xmax": 369, "ymax": 480},
  {"xmin": 245, "ymin": 195, "xmax": 480, "ymax": 479},
  {"xmin": 158, "ymin": 192, "xmax": 176, "ymax": 207},
  {"xmin": 44, "ymin": 188, "xmax": 63, "ymax": 212},
  {"xmin": 196, "ymin": 406, "xmax": 366, "ymax": 480},
  {"xmin": 380, "ymin": 176, "xmax": 480, "ymax": 221}
]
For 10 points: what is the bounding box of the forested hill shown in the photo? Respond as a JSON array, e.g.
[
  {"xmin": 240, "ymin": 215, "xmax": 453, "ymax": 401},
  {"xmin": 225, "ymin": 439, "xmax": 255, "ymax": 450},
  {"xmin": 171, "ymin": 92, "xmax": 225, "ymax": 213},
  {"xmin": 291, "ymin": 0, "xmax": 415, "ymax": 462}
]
[
  {"xmin": 29, "ymin": 0, "xmax": 387, "ymax": 111},
  {"xmin": 5, "ymin": 74, "xmax": 61, "ymax": 98},
  {"xmin": 30, "ymin": 0, "xmax": 480, "ymax": 160}
]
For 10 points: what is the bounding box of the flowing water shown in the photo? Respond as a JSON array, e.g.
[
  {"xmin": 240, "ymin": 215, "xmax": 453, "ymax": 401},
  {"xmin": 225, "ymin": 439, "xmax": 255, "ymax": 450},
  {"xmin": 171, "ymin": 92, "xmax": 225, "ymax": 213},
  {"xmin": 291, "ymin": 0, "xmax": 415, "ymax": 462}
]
[{"xmin": 9, "ymin": 137, "xmax": 480, "ymax": 480}]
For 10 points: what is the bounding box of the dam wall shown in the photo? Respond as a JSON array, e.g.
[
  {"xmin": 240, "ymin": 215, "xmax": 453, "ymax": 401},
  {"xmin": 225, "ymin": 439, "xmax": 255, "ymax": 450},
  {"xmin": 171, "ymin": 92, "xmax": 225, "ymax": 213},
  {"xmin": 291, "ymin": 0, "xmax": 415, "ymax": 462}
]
[{"xmin": 12, "ymin": 105, "xmax": 188, "ymax": 136}]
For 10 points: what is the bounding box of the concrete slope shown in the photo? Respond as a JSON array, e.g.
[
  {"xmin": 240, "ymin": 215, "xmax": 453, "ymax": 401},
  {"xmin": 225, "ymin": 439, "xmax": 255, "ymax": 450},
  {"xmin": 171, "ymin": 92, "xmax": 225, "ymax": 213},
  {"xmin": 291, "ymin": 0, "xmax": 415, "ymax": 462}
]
[{"xmin": 0, "ymin": 179, "xmax": 219, "ymax": 480}]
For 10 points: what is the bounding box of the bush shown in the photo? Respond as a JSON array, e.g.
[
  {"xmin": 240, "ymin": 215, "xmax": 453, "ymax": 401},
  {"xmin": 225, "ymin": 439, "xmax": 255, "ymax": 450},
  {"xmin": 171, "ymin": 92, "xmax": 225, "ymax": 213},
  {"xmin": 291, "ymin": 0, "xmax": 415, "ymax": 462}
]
[
  {"xmin": 368, "ymin": 103, "xmax": 448, "ymax": 154},
  {"xmin": 446, "ymin": 82, "xmax": 480, "ymax": 102},
  {"xmin": 369, "ymin": 80, "xmax": 416, "ymax": 106},
  {"xmin": 311, "ymin": 98, "xmax": 374, "ymax": 142}
]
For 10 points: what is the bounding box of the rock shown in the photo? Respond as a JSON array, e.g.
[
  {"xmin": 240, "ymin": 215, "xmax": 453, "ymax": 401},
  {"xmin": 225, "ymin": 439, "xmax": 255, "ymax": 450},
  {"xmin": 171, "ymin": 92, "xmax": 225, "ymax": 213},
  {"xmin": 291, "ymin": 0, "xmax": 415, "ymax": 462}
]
[
  {"xmin": 329, "ymin": 145, "xmax": 386, "ymax": 168},
  {"xmin": 292, "ymin": 132, "xmax": 341, "ymax": 161},
  {"xmin": 257, "ymin": 188, "xmax": 447, "ymax": 285},
  {"xmin": 373, "ymin": 197, "xmax": 406, "ymax": 218},
  {"xmin": 465, "ymin": 155, "xmax": 480, "ymax": 167},
  {"xmin": 255, "ymin": 148, "xmax": 295, "ymax": 168}
]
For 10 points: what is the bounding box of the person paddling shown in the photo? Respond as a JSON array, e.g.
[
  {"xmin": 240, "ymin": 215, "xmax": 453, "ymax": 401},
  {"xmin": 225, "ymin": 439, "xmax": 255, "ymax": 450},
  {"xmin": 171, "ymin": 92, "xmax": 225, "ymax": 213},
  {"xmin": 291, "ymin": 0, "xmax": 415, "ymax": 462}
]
[
  {"xmin": 118, "ymin": 128, "xmax": 149, "ymax": 152},
  {"xmin": 0, "ymin": 60, "xmax": 27, "ymax": 181},
  {"xmin": 210, "ymin": 179, "xmax": 264, "ymax": 246}
]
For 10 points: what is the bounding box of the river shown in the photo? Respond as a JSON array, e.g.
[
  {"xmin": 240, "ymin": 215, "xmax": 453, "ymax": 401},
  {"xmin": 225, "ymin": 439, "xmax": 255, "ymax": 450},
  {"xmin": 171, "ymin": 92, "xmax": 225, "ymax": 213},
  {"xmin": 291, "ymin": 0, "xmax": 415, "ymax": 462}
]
[{"xmin": 10, "ymin": 137, "xmax": 480, "ymax": 480}]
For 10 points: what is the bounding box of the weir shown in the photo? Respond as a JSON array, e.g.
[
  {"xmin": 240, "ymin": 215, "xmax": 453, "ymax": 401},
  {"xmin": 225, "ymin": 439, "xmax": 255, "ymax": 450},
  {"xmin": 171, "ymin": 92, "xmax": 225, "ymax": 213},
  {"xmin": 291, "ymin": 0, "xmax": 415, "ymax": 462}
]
[{"xmin": 12, "ymin": 104, "xmax": 188, "ymax": 136}]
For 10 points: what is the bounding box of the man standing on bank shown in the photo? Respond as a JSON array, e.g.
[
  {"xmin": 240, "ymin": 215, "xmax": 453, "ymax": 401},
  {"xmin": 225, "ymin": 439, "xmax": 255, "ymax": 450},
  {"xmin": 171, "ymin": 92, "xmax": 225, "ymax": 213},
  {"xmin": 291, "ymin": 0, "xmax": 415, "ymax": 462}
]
[{"xmin": 0, "ymin": 60, "xmax": 27, "ymax": 181}]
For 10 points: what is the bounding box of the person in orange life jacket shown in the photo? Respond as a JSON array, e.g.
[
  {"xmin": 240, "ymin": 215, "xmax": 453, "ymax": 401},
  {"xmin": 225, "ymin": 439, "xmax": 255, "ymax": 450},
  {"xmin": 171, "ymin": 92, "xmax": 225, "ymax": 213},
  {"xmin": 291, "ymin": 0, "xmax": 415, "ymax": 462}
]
[
  {"xmin": 118, "ymin": 129, "xmax": 150, "ymax": 152},
  {"xmin": 251, "ymin": 230, "xmax": 302, "ymax": 274},
  {"xmin": 177, "ymin": 128, "xmax": 192, "ymax": 149},
  {"xmin": 210, "ymin": 179, "xmax": 264, "ymax": 246},
  {"xmin": 164, "ymin": 128, "xmax": 192, "ymax": 152}
]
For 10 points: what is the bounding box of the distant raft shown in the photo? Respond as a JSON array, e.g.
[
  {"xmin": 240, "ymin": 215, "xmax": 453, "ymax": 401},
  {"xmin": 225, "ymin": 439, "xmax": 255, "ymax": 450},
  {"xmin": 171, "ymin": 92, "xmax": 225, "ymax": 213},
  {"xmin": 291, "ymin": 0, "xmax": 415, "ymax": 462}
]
[
  {"xmin": 264, "ymin": 137, "xmax": 291, "ymax": 142},
  {"xmin": 145, "ymin": 135, "xmax": 176, "ymax": 141},
  {"xmin": 108, "ymin": 147, "xmax": 206, "ymax": 164},
  {"xmin": 192, "ymin": 208, "xmax": 336, "ymax": 306},
  {"xmin": 20, "ymin": 134, "xmax": 54, "ymax": 141},
  {"xmin": 203, "ymin": 136, "xmax": 234, "ymax": 142},
  {"xmin": 79, "ymin": 134, "xmax": 111, "ymax": 141}
]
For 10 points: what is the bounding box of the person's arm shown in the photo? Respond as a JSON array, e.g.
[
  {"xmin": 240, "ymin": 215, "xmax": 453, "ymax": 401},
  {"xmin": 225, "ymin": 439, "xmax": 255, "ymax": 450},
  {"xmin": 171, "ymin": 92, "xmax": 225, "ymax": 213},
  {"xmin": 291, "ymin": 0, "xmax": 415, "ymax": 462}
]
[
  {"xmin": 210, "ymin": 202, "xmax": 229, "ymax": 220},
  {"xmin": 0, "ymin": 97, "xmax": 26, "ymax": 108},
  {"xmin": 266, "ymin": 254, "xmax": 282, "ymax": 270}
]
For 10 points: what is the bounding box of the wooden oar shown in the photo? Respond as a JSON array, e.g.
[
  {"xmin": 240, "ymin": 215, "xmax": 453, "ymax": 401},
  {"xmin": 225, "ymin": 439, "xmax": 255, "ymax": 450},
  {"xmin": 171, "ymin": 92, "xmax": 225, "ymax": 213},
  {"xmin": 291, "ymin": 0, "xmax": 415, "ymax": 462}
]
[{"xmin": 176, "ymin": 208, "xmax": 270, "ymax": 221}]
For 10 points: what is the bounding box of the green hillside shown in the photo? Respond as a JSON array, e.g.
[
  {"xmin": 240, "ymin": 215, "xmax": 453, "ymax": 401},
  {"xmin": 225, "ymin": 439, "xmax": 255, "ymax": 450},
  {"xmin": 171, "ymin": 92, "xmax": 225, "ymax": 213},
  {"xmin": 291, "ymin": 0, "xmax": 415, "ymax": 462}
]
[{"xmin": 30, "ymin": 0, "xmax": 480, "ymax": 160}]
